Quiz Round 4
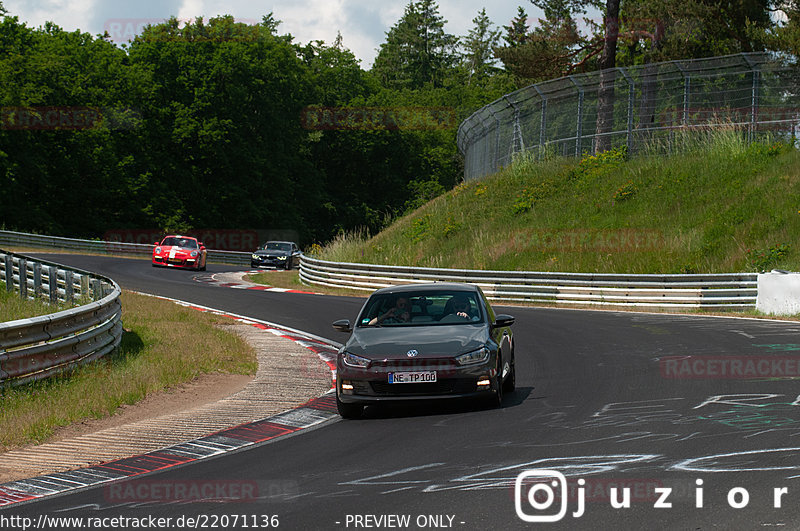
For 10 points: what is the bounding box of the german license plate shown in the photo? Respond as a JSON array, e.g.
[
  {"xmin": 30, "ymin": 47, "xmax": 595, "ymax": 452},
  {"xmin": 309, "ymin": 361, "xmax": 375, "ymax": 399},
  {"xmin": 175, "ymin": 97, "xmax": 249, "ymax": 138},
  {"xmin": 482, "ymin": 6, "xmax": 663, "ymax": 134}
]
[{"xmin": 389, "ymin": 371, "xmax": 437, "ymax": 384}]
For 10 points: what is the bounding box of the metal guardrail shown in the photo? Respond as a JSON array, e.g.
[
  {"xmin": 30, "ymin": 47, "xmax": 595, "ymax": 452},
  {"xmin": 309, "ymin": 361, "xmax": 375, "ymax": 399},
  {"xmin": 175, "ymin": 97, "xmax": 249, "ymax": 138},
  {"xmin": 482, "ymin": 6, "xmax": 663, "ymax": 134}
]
[
  {"xmin": 0, "ymin": 249, "xmax": 123, "ymax": 386},
  {"xmin": 300, "ymin": 255, "xmax": 757, "ymax": 309},
  {"xmin": 0, "ymin": 230, "xmax": 252, "ymax": 266},
  {"xmin": 457, "ymin": 52, "xmax": 799, "ymax": 181}
]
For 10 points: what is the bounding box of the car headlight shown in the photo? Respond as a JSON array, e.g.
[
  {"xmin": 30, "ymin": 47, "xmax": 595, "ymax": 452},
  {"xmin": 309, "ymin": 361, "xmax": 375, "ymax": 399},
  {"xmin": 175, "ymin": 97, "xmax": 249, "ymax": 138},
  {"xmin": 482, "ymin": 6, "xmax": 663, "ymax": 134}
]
[
  {"xmin": 342, "ymin": 351, "xmax": 370, "ymax": 368},
  {"xmin": 252, "ymin": 254, "xmax": 259, "ymax": 259},
  {"xmin": 155, "ymin": 247, "xmax": 162, "ymax": 254},
  {"xmin": 190, "ymin": 250, "xmax": 198, "ymax": 257},
  {"xmin": 277, "ymin": 256, "xmax": 287, "ymax": 260},
  {"xmin": 455, "ymin": 347, "xmax": 490, "ymax": 366}
]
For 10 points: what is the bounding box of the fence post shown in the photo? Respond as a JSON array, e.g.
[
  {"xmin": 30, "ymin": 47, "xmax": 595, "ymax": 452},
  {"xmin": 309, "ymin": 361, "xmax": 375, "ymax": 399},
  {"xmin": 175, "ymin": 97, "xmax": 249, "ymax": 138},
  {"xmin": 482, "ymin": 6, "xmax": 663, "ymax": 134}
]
[
  {"xmin": 532, "ymin": 86, "xmax": 548, "ymax": 159},
  {"xmin": 489, "ymin": 107, "xmax": 501, "ymax": 170},
  {"xmin": 619, "ymin": 67, "xmax": 635, "ymax": 153},
  {"xmin": 750, "ymin": 68, "xmax": 760, "ymax": 143},
  {"xmin": 569, "ymin": 76, "xmax": 584, "ymax": 157}
]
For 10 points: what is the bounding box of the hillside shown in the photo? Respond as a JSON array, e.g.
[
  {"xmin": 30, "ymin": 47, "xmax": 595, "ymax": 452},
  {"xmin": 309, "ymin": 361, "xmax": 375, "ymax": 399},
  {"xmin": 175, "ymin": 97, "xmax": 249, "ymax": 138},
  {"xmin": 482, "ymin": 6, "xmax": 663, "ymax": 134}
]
[{"xmin": 318, "ymin": 132, "xmax": 800, "ymax": 274}]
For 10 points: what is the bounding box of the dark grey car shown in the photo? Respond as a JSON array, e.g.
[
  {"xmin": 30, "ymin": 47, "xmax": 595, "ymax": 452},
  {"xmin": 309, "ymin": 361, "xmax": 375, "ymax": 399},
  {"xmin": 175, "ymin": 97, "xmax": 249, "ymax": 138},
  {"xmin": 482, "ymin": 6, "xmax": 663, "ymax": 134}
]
[
  {"xmin": 332, "ymin": 283, "xmax": 515, "ymax": 419},
  {"xmin": 251, "ymin": 241, "xmax": 301, "ymax": 269}
]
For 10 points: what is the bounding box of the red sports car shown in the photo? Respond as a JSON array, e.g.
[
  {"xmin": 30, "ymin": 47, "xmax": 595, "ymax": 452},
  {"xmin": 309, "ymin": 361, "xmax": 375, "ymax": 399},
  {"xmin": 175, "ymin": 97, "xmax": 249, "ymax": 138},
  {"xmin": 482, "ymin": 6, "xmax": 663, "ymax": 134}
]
[{"xmin": 152, "ymin": 235, "xmax": 207, "ymax": 271}]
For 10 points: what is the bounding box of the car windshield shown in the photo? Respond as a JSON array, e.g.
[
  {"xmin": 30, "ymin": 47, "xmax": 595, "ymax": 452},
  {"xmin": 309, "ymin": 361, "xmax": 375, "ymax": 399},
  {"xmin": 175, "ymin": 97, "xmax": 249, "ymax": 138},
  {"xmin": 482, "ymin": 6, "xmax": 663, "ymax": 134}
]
[
  {"xmin": 161, "ymin": 237, "xmax": 197, "ymax": 249},
  {"xmin": 263, "ymin": 242, "xmax": 291, "ymax": 252},
  {"xmin": 357, "ymin": 290, "xmax": 483, "ymax": 327}
]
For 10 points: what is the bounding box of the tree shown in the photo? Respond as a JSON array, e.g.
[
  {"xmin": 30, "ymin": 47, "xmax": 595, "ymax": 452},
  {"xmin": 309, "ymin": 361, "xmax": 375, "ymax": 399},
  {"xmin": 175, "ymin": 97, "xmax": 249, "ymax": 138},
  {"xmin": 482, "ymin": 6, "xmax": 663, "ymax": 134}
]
[
  {"xmin": 749, "ymin": 1, "xmax": 800, "ymax": 59},
  {"xmin": 461, "ymin": 8, "xmax": 501, "ymax": 85},
  {"xmin": 495, "ymin": 0, "xmax": 601, "ymax": 83},
  {"xmin": 372, "ymin": 0, "xmax": 459, "ymax": 89},
  {"xmin": 502, "ymin": 7, "xmax": 531, "ymax": 47},
  {"xmin": 595, "ymin": 0, "xmax": 620, "ymax": 153}
]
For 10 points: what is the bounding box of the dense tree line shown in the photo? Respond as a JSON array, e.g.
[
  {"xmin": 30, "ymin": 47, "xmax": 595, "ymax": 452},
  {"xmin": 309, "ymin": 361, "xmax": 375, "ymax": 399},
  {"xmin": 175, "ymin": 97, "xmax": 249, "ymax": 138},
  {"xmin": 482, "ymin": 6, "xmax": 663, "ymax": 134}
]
[{"xmin": 0, "ymin": 0, "xmax": 796, "ymax": 245}]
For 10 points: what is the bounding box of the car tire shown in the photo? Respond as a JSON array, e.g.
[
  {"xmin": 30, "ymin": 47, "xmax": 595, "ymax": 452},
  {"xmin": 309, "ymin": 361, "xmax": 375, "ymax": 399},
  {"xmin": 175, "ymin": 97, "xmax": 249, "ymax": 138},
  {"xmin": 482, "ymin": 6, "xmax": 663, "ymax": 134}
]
[
  {"xmin": 503, "ymin": 352, "xmax": 516, "ymax": 394},
  {"xmin": 336, "ymin": 394, "xmax": 363, "ymax": 419}
]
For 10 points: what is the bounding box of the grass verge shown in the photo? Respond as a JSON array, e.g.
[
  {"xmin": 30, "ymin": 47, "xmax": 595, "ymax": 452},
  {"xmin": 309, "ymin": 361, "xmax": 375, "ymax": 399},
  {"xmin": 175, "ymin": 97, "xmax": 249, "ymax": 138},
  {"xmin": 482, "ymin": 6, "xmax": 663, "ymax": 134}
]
[
  {"xmin": 317, "ymin": 131, "xmax": 800, "ymax": 274},
  {"xmin": 0, "ymin": 291, "xmax": 257, "ymax": 450},
  {"xmin": 0, "ymin": 283, "xmax": 76, "ymax": 321}
]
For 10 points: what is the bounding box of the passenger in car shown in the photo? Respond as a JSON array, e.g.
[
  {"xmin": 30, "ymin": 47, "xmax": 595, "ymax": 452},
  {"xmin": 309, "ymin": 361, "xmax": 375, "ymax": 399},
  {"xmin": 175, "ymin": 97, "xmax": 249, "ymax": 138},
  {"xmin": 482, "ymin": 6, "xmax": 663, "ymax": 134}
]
[{"xmin": 369, "ymin": 296, "xmax": 411, "ymax": 325}]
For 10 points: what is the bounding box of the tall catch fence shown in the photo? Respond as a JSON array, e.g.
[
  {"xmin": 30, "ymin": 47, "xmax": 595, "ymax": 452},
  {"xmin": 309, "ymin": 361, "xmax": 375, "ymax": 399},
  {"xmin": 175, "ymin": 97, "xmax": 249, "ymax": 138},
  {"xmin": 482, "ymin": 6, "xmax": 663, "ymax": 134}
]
[{"xmin": 457, "ymin": 52, "xmax": 799, "ymax": 181}]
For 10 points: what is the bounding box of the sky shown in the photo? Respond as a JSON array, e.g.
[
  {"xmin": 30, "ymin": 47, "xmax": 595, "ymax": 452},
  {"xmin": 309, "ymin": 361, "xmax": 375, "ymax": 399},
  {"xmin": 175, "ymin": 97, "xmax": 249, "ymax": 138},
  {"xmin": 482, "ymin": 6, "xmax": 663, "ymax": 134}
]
[{"xmin": 2, "ymin": 1, "xmax": 552, "ymax": 68}]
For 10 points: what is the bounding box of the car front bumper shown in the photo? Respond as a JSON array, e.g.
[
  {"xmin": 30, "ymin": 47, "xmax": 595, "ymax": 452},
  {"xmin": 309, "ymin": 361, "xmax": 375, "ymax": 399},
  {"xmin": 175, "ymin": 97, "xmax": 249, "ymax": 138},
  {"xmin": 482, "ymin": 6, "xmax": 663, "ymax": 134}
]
[
  {"xmin": 336, "ymin": 356, "xmax": 499, "ymax": 404},
  {"xmin": 251, "ymin": 256, "xmax": 288, "ymax": 268}
]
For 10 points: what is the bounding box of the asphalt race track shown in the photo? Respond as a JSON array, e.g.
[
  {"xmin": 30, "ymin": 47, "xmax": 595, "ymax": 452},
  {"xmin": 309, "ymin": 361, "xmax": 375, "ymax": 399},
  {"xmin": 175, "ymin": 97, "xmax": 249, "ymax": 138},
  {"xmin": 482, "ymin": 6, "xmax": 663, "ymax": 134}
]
[{"xmin": 4, "ymin": 253, "xmax": 800, "ymax": 529}]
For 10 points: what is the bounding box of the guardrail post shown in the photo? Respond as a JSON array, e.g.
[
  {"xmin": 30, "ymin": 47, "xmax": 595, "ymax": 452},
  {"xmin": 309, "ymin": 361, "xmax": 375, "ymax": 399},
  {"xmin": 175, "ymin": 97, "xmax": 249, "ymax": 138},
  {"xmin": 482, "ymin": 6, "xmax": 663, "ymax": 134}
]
[
  {"xmin": 18, "ymin": 258, "xmax": 27, "ymax": 299},
  {"xmin": 33, "ymin": 262, "xmax": 42, "ymax": 299},
  {"xmin": 91, "ymin": 279, "xmax": 101, "ymax": 301},
  {"xmin": 65, "ymin": 270, "xmax": 74, "ymax": 303},
  {"xmin": 80, "ymin": 274, "xmax": 89, "ymax": 301},
  {"xmin": 48, "ymin": 266, "xmax": 58, "ymax": 303},
  {"xmin": 4, "ymin": 255, "xmax": 11, "ymax": 291}
]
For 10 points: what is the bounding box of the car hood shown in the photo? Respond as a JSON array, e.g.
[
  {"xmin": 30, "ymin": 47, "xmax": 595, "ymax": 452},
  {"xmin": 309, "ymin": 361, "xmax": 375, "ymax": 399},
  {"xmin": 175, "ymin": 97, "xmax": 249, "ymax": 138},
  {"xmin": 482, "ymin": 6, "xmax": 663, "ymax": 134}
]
[
  {"xmin": 345, "ymin": 324, "xmax": 488, "ymax": 359},
  {"xmin": 158, "ymin": 246, "xmax": 195, "ymax": 253},
  {"xmin": 254, "ymin": 250, "xmax": 289, "ymax": 256}
]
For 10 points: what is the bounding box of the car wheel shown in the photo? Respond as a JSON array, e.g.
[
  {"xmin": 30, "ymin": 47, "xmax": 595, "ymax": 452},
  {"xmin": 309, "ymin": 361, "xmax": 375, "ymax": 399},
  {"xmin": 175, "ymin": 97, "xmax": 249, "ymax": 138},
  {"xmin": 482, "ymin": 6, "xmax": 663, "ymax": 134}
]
[
  {"xmin": 336, "ymin": 394, "xmax": 363, "ymax": 419},
  {"xmin": 503, "ymin": 352, "xmax": 516, "ymax": 394}
]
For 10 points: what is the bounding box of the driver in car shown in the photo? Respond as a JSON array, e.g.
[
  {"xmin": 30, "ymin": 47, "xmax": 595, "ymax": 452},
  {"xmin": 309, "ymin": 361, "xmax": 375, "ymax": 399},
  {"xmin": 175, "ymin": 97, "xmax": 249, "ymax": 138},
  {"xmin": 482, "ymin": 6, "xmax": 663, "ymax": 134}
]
[{"xmin": 449, "ymin": 295, "xmax": 477, "ymax": 320}]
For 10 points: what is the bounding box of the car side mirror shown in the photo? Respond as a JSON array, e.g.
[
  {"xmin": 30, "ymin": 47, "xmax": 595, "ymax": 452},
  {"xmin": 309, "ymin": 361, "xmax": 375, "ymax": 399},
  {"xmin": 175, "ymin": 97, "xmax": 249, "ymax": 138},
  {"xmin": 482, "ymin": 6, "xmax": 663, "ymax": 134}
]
[
  {"xmin": 493, "ymin": 314, "xmax": 515, "ymax": 328},
  {"xmin": 153, "ymin": 242, "xmax": 159, "ymax": 246},
  {"xmin": 332, "ymin": 319, "xmax": 352, "ymax": 333}
]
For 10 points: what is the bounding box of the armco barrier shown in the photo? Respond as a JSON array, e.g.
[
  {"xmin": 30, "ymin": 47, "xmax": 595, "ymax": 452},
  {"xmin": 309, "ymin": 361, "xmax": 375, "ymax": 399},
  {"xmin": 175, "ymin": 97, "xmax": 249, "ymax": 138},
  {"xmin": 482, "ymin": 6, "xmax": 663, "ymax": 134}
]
[
  {"xmin": 0, "ymin": 249, "xmax": 123, "ymax": 386},
  {"xmin": 299, "ymin": 255, "xmax": 757, "ymax": 309},
  {"xmin": 0, "ymin": 230, "xmax": 251, "ymax": 266}
]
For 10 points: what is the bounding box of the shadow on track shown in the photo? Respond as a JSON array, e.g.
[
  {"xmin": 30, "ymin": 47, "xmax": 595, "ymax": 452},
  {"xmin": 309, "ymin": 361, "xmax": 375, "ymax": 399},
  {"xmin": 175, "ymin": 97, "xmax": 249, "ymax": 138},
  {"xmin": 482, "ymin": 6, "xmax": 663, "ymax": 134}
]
[{"xmin": 355, "ymin": 387, "xmax": 535, "ymax": 420}]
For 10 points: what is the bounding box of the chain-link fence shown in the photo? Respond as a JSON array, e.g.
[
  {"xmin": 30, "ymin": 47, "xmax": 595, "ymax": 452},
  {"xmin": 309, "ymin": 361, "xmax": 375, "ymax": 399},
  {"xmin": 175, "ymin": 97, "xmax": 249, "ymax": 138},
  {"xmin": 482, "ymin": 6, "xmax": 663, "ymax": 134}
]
[{"xmin": 457, "ymin": 53, "xmax": 800, "ymax": 181}]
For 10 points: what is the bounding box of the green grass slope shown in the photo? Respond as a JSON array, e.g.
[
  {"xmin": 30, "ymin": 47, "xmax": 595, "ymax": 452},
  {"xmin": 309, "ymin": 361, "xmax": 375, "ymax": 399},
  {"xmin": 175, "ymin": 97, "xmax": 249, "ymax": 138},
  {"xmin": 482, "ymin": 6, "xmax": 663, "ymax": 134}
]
[{"xmin": 319, "ymin": 132, "xmax": 800, "ymax": 274}]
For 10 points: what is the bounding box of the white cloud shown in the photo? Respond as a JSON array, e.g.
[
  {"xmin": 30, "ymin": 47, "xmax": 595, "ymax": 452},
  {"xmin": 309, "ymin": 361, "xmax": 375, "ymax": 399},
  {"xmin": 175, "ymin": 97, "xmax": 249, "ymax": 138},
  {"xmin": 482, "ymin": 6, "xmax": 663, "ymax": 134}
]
[
  {"xmin": 6, "ymin": 0, "xmax": 99, "ymax": 33},
  {"xmin": 177, "ymin": 0, "xmax": 206, "ymax": 22},
  {"xmin": 3, "ymin": 1, "xmax": 537, "ymax": 66}
]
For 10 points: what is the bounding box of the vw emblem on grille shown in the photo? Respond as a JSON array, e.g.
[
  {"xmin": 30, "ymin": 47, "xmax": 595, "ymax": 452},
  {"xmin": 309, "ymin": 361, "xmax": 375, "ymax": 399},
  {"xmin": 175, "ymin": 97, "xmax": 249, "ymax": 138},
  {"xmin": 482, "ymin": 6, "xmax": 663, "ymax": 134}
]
[{"xmin": 406, "ymin": 349, "xmax": 419, "ymax": 357}]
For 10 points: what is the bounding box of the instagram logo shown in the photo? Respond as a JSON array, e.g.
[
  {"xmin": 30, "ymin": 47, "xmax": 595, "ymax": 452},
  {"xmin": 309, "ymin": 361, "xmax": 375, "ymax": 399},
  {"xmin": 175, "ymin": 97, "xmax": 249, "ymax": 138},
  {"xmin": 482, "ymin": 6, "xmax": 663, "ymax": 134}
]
[{"xmin": 515, "ymin": 469, "xmax": 575, "ymax": 522}]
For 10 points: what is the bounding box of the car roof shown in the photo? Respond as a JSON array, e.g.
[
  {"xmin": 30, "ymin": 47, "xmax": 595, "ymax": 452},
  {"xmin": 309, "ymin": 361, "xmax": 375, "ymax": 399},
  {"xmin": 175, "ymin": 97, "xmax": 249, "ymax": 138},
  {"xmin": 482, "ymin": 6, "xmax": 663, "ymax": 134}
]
[
  {"xmin": 371, "ymin": 282, "xmax": 479, "ymax": 295},
  {"xmin": 164, "ymin": 235, "xmax": 197, "ymax": 240},
  {"xmin": 264, "ymin": 240, "xmax": 295, "ymax": 244}
]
